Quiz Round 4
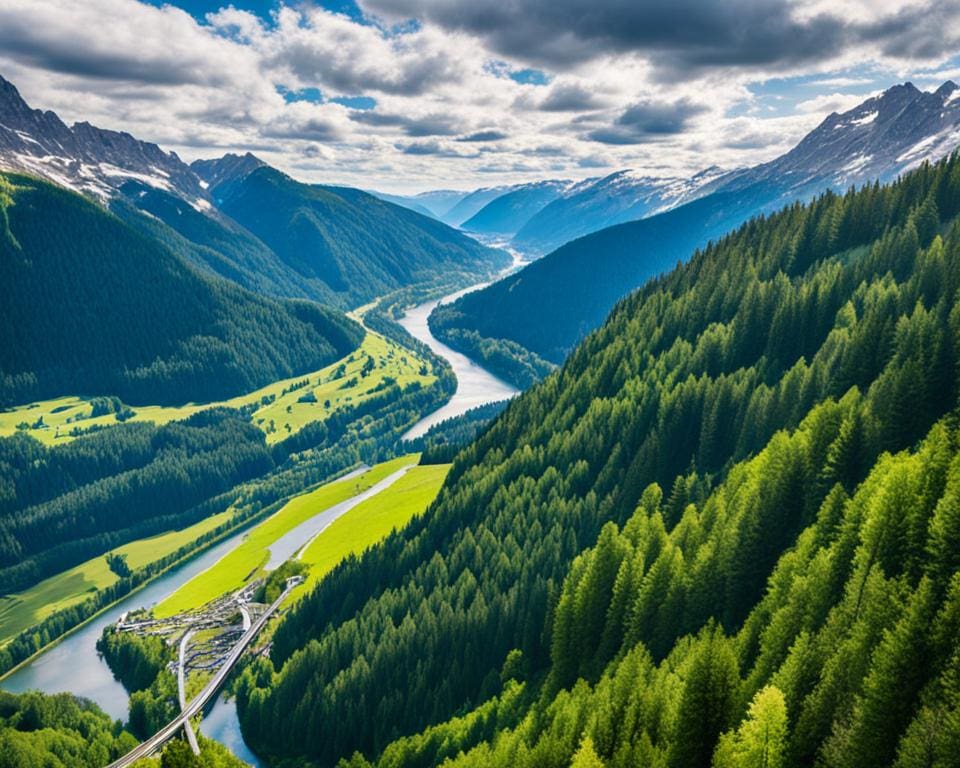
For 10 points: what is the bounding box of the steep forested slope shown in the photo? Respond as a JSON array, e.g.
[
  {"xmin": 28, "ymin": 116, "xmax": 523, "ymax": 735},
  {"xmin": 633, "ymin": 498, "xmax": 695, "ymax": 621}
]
[
  {"xmin": 461, "ymin": 181, "xmax": 569, "ymax": 237},
  {"xmin": 237, "ymin": 155, "xmax": 960, "ymax": 768},
  {"xmin": 112, "ymin": 181, "xmax": 322, "ymax": 300},
  {"xmin": 211, "ymin": 167, "xmax": 508, "ymax": 307},
  {"xmin": 434, "ymin": 82, "xmax": 960, "ymax": 365},
  {"xmin": 431, "ymin": 187, "xmax": 766, "ymax": 362},
  {"xmin": 0, "ymin": 173, "xmax": 362, "ymax": 407}
]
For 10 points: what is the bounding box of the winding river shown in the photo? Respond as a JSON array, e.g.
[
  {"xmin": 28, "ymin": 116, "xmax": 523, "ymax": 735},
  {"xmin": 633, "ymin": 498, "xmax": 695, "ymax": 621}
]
[
  {"xmin": 399, "ymin": 282, "xmax": 520, "ymax": 440},
  {"xmin": 0, "ymin": 272, "xmax": 523, "ymax": 765}
]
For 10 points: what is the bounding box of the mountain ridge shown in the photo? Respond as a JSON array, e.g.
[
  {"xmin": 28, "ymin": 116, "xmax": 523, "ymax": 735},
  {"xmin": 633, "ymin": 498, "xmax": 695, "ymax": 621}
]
[{"xmin": 433, "ymin": 80, "xmax": 960, "ymax": 364}]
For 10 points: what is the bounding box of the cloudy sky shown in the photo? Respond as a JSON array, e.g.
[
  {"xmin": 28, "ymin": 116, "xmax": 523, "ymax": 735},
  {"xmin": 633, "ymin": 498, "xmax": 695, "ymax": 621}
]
[{"xmin": 2, "ymin": 0, "xmax": 959, "ymax": 192}]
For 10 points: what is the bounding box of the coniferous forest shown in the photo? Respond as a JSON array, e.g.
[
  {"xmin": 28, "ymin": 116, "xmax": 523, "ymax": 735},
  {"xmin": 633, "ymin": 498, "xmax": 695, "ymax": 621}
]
[
  {"xmin": 2, "ymin": 17, "xmax": 960, "ymax": 766},
  {"xmin": 0, "ymin": 173, "xmax": 363, "ymax": 407},
  {"xmin": 235, "ymin": 153, "xmax": 960, "ymax": 767}
]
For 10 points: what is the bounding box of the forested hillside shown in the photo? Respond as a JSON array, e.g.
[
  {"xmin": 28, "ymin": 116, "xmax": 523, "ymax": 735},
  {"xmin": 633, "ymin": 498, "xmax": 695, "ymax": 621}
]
[
  {"xmin": 432, "ymin": 82, "xmax": 960, "ymax": 366},
  {"xmin": 237, "ymin": 154, "xmax": 960, "ymax": 768},
  {"xmin": 210, "ymin": 167, "xmax": 509, "ymax": 307},
  {"xmin": 0, "ymin": 410, "xmax": 272, "ymax": 593},
  {"xmin": 112, "ymin": 181, "xmax": 322, "ymax": 300},
  {"xmin": 430, "ymin": 185, "xmax": 771, "ymax": 364},
  {"xmin": 0, "ymin": 173, "xmax": 362, "ymax": 407}
]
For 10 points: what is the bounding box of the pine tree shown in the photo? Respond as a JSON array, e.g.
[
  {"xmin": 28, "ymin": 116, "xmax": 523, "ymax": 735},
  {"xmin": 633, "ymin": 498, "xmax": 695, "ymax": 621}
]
[
  {"xmin": 570, "ymin": 736, "xmax": 605, "ymax": 768},
  {"xmin": 671, "ymin": 628, "xmax": 740, "ymax": 768},
  {"xmin": 713, "ymin": 686, "xmax": 788, "ymax": 768}
]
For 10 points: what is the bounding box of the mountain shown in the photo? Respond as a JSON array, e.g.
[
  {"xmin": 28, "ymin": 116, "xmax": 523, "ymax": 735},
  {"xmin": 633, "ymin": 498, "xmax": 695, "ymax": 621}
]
[
  {"xmin": 717, "ymin": 80, "xmax": 960, "ymax": 197},
  {"xmin": 190, "ymin": 151, "xmax": 265, "ymax": 189},
  {"xmin": 513, "ymin": 82, "xmax": 960, "ymax": 255},
  {"xmin": 412, "ymin": 189, "xmax": 472, "ymax": 217},
  {"xmin": 370, "ymin": 189, "xmax": 472, "ymax": 219},
  {"xmin": 208, "ymin": 165, "xmax": 509, "ymax": 307},
  {"xmin": 460, "ymin": 179, "xmax": 571, "ymax": 237},
  {"xmin": 435, "ymin": 81, "xmax": 960, "ymax": 364},
  {"xmin": 0, "ymin": 172, "xmax": 362, "ymax": 407},
  {"xmin": 367, "ymin": 190, "xmax": 438, "ymax": 219},
  {"xmin": 0, "ymin": 76, "xmax": 508, "ymax": 306},
  {"xmin": 0, "ymin": 75, "xmax": 206, "ymax": 203},
  {"xmin": 513, "ymin": 166, "xmax": 727, "ymax": 253},
  {"xmin": 236, "ymin": 150, "xmax": 960, "ymax": 768},
  {"xmin": 440, "ymin": 185, "xmax": 520, "ymax": 226}
]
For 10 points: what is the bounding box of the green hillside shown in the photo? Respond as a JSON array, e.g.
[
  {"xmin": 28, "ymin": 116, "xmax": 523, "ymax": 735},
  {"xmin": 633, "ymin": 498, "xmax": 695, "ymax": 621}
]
[
  {"xmin": 0, "ymin": 173, "xmax": 362, "ymax": 407},
  {"xmin": 235, "ymin": 155, "xmax": 960, "ymax": 767},
  {"xmin": 211, "ymin": 167, "xmax": 510, "ymax": 307},
  {"xmin": 112, "ymin": 181, "xmax": 322, "ymax": 300},
  {"xmin": 430, "ymin": 186, "xmax": 770, "ymax": 364}
]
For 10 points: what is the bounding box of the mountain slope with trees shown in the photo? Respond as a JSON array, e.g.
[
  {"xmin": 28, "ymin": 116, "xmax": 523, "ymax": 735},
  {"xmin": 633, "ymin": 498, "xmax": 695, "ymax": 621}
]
[
  {"xmin": 0, "ymin": 172, "xmax": 362, "ymax": 407},
  {"xmin": 434, "ymin": 82, "xmax": 960, "ymax": 365},
  {"xmin": 236, "ymin": 153, "xmax": 960, "ymax": 768},
  {"xmin": 209, "ymin": 166, "xmax": 509, "ymax": 307}
]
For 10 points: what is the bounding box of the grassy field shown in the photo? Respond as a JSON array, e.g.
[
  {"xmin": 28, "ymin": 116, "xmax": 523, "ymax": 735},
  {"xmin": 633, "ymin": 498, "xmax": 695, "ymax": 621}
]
[
  {"xmin": 0, "ymin": 331, "xmax": 434, "ymax": 446},
  {"xmin": 0, "ymin": 508, "xmax": 235, "ymax": 645},
  {"xmin": 299, "ymin": 462, "xmax": 450, "ymax": 591},
  {"xmin": 153, "ymin": 455, "xmax": 420, "ymax": 617}
]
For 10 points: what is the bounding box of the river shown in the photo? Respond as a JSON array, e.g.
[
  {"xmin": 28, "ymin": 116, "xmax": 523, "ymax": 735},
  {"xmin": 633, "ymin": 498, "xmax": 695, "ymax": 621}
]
[
  {"xmin": 399, "ymin": 264, "xmax": 523, "ymax": 440},
  {"xmin": 0, "ymin": 270, "xmax": 524, "ymax": 765},
  {"xmin": 0, "ymin": 524, "xmax": 264, "ymax": 764}
]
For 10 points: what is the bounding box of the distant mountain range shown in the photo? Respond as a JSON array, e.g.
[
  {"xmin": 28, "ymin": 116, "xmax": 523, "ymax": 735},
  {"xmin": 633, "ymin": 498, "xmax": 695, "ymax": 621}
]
[
  {"xmin": 0, "ymin": 73, "xmax": 508, "ymax": 406},
  {"xmin": 432, "ymin": 80, "xmax": 960, "ymax": 365},
  {"xmin": 0, "ymin": 75, "xmax": 506, "ymax": 311},
  {"xmin": 510, "ymin": 167, "xmax": 727, "ymax": 254},
  {"xmin": 460, "ymin": 180, "xmax": 573, "ymax": 237}
]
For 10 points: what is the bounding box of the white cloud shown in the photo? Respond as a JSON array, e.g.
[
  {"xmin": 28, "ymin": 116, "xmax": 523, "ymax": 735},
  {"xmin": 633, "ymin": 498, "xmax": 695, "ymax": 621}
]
[
  {"xmin": 0, "ymin": 0, "xmax": 957, "ymax": 191},
  {"xmin": 795, "ymin": 91, "xmax": 878, "ymax": 113}
]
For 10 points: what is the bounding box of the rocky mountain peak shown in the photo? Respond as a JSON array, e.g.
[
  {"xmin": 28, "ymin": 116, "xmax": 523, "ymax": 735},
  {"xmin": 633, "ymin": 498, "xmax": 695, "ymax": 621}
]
[
  {"xmin": 0, "ymin": 74, "xmax": 207, "ymax": 203},
  {"xmin": 191, "ymin": 152, "xmax": 266, "ymax": 190}
]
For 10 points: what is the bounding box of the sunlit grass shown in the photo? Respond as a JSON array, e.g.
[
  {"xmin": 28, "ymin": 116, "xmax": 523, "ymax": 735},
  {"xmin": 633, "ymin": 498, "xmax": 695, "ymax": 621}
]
[
  {"xmin": 299, "ymin": 462, "xmax": 450, "ymax": 591},
  {"xmin": 0, "ymin": 331, "xmax": 434, "ymax": 446},
  {"xmin": 0, "ymin": 509, "xmax": 235, "ymax": 645},
  {"xmin": 153, "ymin": 456, "xmax": 420, "ymax": 618}
]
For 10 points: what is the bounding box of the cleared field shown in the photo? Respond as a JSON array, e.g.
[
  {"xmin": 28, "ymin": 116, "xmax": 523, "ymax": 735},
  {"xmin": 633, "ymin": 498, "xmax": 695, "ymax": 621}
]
[
  {"xmin": 0, "ymin": 331, "xmax": 434, "ymax": 446},
  {"xmin": 0, "ymin": 508, "xmax": 234, "ymax": 645},
  {"xmin": 153, "ymin": 455, "xmax": 420, "ymax": 617},
  {"xmin": 299, "ymin": 462, "xmax": 450, "ymax": 591}
]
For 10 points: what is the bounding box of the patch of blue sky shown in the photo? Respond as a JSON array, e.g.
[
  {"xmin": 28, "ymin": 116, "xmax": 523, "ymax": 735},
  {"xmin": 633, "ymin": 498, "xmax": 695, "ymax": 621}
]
[
  {"xmin": 278, "ymin": 85, "xmax": 324, "ymax": 104},
  {"xmin": 277, "ymin": 86, "xmax": 376, "ymax": 110},
  {"xmin": 484, "ymin": 60, "xmax": 552, "ymax": 86},
  {"xmin": 146, "ymin": 0, "xmax": 367, "ymax": 25},
  {"xmin": 331, "ymin": 96, "xmax": 377, "ymax": 109},
  {"xmin": 509, "ymin": 68, "xmax": 551, "ymax": 86},
  {"xmin": 727, "ymin": 65, "xmax": 887, "ymax": 118}
]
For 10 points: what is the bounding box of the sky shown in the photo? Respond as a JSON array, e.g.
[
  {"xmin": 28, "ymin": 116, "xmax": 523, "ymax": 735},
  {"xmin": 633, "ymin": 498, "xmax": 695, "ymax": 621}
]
[{"xmin": 1, "ymin": 0, "xmax": 959, "ymax": 193}]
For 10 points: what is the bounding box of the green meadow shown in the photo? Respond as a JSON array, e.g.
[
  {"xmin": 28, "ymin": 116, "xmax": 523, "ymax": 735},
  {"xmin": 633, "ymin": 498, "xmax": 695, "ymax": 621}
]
[
  {"xmin": 0, "ymin": 330, "xmax": 433, "ymax": 446},
  {"xmin": 153, "ymin": 455, "xmax": 421, "ymax": 617},
  {"xmin": 299, "ymin": 462, "xmax": 450, "ymax": 591},
  {"xmin": 0, "ymin": 508, "xmax": 234, "ymax": 645}
]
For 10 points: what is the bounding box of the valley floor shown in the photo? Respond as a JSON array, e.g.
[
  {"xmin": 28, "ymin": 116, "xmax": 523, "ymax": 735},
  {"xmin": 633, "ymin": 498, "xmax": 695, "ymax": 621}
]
[{"xmin": 0, "ymin": 331, "xmax": 434, "ymax": 447}]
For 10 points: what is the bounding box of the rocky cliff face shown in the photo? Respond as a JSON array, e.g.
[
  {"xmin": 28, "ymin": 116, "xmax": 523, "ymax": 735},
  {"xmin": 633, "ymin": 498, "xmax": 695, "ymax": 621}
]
[{"xmin": 0, "ymin": 75, "xmax": 207, "ymax": 204}]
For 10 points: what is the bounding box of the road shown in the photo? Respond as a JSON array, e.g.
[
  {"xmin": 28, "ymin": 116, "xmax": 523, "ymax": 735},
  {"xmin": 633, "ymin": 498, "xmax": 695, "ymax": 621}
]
[
  {"xmin": 106, "ymin": 582, "xmax": 297, "ymax": 767},
  {"xmin": 177, "ymin": 630, "xmax": 200, "ymax": 755}
]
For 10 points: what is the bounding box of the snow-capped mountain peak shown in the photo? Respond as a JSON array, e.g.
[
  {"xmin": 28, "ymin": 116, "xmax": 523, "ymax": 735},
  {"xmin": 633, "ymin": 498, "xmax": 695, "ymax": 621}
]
[{"xmin": 0, "ymin": 75, "xmax": 206, "ymax": 202}]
